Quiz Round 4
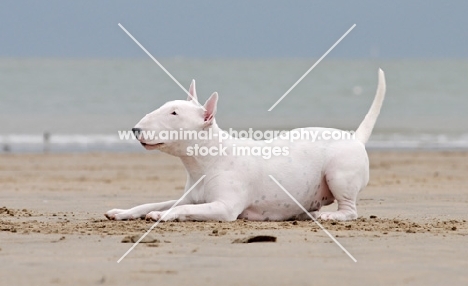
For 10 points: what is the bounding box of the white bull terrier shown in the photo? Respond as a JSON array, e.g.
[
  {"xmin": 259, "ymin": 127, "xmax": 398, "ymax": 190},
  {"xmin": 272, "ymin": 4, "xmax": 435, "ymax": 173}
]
[{"xmin": 105, "ymin": 69, "xmax": 386, "ymax": 222}]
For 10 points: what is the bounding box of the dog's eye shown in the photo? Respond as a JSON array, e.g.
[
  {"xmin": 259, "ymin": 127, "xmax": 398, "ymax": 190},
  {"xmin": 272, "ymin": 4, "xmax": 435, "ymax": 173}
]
[{"xmin": 171, "ymin": 111, "xmax": 177, "ymax": 115}]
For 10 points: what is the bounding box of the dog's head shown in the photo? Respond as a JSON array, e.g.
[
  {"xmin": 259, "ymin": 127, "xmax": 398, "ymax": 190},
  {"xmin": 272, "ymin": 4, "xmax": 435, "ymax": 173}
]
[{"xmin": 133, "ymin": 80, "xmax": 218, "ymax": 155}]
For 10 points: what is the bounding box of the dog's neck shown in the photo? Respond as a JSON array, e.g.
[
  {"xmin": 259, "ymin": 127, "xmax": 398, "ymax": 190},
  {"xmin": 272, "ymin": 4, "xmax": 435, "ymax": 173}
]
[{"xmin": 178, "ymin": 121, "xmax": 228, "ymax": 179}]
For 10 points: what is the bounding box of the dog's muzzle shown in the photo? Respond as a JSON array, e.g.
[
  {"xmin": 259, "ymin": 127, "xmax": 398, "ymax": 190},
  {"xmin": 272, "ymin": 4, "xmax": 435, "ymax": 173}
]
[{"xmin": 132, "ymin": 128, "xmax": 142, "ymax": 136}]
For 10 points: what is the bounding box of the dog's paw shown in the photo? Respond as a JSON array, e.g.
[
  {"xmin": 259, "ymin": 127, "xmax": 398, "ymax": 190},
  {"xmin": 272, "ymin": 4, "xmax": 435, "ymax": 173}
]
[
  {"xmin": 145, "ymin": 211, "xmax": 162, "ymax": 221},
  {"xmin": 318, "ymin": 211, "xmax": 357, "ymax": 221},
  {"xmin": 105, "ymin": 209, "xmax": 137, "ymax": 221},
  {"xmin": 145, "ymin": 211, "xmax": 177, "ymax": 222}
]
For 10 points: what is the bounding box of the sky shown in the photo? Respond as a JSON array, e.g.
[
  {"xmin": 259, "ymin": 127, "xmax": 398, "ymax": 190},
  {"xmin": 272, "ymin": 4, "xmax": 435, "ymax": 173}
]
[{"xmin": 0, "ymin": 0, "xmax": 467, "ymax": 59}]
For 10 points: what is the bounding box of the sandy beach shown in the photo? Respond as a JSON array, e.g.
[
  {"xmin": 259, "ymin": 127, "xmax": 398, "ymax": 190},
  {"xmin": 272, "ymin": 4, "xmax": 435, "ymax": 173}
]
[{"xmin": 1, "ymin": 151, "xmax": 467, "ymax": 285}]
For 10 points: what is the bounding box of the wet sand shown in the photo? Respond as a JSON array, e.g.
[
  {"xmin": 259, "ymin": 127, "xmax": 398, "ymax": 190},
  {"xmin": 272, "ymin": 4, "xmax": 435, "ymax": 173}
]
[{"xmin": 1, "ymin": 151, "xmax": 467, "ymax": 285}]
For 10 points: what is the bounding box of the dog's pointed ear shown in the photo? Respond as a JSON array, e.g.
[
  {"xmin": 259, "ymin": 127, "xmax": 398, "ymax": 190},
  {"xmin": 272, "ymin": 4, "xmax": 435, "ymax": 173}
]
[
  {"xmin": 203, "ymin": 92, "xmax": 218, "ymax": 126},
  {"xmin": 187, "ymin": 79, "xmax": 198, "ymax": 102}
]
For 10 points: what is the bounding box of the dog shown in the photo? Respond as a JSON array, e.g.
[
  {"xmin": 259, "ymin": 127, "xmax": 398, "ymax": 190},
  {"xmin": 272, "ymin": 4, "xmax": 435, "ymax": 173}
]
[{"xmin": 105, "ymin": 69, "xmax": 386, "ymax": 222}]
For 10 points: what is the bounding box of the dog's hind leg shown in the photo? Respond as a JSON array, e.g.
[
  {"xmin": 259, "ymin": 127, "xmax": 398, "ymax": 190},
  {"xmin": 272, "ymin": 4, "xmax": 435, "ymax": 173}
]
[
  {"xmin": 316, "ymin": 170, "xmax": 365, "ymax": 221},
  {"xmin": 316, "ymin": 154, "xmax": 369, "ymax": 221},
  {"xmin": 317, "ymin": 193, "xmax": 358, "ymax": 221},
  {"xmin": 105, "ymin": 200, "xmax": 179, "ymax": 220}
]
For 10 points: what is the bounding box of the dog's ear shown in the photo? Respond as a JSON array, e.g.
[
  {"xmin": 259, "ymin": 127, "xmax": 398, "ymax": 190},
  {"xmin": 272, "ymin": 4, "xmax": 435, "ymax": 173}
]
[
  {"xmin": 203, "ymin": 92, "xmax": 218, "ymax": 126},
  {"xmin": 187, "ymin": 79, "xmax": 198, "ymax": 102}
]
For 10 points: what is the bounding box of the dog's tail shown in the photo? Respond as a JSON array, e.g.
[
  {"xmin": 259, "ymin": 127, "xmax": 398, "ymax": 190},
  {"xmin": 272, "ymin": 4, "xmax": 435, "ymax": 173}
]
[{"xmin": 355, "ymin": 69, "xmax": 386, "ymax": 144}]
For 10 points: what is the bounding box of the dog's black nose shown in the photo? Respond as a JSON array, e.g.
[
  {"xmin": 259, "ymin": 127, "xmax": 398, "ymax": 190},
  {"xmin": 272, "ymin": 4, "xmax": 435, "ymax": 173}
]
[{"xmin": 132, "ymin": 128, "xmax": 142, "ymax": 135}]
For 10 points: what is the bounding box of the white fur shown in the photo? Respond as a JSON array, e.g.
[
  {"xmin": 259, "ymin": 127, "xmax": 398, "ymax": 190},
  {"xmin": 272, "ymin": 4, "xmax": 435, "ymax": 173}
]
[{"xmin": 106, "ymin": 70, "xmax": 386, "ymax": 221}]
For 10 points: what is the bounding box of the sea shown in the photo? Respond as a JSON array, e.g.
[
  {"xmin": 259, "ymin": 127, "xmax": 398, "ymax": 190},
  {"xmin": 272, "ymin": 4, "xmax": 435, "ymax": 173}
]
[{"xmin": 1, "ymin": 58, "xmax": 467, "ymax": 153}]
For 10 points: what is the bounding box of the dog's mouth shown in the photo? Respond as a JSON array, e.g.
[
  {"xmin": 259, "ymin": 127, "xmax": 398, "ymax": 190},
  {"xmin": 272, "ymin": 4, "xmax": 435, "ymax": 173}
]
[{"xmin": 141, "ymin": 142, "xmax": 164, "ymax": 150}]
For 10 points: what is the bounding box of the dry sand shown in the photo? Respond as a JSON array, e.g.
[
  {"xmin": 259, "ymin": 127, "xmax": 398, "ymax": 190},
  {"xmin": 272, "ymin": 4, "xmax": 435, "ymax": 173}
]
[{"xmin": 0, "ymin": 151, "xmax": 467, "ymax": 285}]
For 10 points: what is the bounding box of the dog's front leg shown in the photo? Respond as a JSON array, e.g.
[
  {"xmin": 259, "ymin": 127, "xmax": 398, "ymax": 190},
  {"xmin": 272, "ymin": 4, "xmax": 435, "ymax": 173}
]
[
  {"xmin": 146, "ymin": 201, "xmax": 239, "ymax": 222},
  {"xmin": 105, "ymin": 200, "xmax": 180, "ymax": 220}
]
